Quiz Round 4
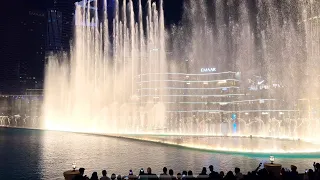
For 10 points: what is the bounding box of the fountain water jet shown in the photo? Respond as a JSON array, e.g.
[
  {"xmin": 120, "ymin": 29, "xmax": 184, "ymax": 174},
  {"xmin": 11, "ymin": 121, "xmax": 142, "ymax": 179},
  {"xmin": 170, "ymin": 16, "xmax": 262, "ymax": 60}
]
[
  {"xmin": 42, "ymin": 0, "xmax": 320, "ymax": 153},
  {"xmin": 43, "ymin": 0, "xmax": 168, "ymax": 134}
]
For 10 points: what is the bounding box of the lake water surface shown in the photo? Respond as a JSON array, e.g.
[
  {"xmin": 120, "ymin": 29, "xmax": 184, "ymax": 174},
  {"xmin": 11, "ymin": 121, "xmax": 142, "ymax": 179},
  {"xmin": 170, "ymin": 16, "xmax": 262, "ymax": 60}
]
[{"xmin": 0, "ymin": 128, "xmax": 319, "ymax": 180}]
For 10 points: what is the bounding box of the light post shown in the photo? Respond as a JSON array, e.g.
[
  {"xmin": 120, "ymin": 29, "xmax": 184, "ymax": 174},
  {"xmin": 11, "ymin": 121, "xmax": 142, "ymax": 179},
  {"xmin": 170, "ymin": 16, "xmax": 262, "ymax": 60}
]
[
  {"xmin": 72, "ymin": 163, "xmax": 76, "ymax": 171},
  {"xmin": 270, "ymin": 156, "xmax": 275, "ymax": 164},
  {"xmin": 63, "ymin": 163, "xmax": 80, "ymax": 180},
  {"xmin": 264, "ymin": 156, "xmax": 281, "ymax": 178}
]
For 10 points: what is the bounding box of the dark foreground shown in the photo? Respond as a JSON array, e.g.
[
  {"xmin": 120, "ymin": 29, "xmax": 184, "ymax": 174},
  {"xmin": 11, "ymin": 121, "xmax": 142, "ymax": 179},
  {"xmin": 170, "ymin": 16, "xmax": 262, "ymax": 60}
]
[{"xmin": 71, "ymin": 164, "xmax": 319, "ymax": 180}]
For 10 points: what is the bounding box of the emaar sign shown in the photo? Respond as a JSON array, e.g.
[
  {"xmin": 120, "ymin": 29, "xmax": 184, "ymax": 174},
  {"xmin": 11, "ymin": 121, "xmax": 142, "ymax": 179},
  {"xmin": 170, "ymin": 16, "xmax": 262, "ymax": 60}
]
[{"xmin": 201, "ymin": 68, "xmax": 217, "ymax": 73}]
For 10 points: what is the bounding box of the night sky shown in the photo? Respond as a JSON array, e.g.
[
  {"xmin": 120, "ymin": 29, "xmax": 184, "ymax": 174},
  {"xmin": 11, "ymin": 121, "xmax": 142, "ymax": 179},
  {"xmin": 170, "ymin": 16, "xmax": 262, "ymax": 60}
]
[
  {"xmin": 0, "ymin": 0, "xmax": 184, "ymax": 94},
  {"xmin": 0, "ymin": 0, "xmax": 306, "ymax": 94}
]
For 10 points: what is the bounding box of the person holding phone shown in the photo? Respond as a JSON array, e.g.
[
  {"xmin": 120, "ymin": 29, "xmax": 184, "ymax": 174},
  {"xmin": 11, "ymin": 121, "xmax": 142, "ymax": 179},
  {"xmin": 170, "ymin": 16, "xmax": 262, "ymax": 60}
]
[
  {"xmin": 139, "ymin": 168, "xmax": 147, "ymax": 180},
  {"xmin": 129, "ymin": 169, "xmax": 138, "ymax": 180}
]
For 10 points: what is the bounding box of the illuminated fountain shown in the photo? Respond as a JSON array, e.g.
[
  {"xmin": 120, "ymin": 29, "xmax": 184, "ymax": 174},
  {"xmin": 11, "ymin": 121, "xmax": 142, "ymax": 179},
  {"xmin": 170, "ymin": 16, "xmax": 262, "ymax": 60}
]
[
  {"xmin": 43, "ymin": 0, "xmax": 320, "ymax": 153},
  {"xmin": 43, "ymin": 0, "xmax": 167, "ymax": 134}
]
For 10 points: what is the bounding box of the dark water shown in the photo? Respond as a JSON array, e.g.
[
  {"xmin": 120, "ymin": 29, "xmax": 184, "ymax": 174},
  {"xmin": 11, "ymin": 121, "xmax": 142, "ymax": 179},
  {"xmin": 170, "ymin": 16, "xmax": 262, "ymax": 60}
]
[{"xmin": 0, "ymin": 128, "xmax": 319, "ymax": 180}]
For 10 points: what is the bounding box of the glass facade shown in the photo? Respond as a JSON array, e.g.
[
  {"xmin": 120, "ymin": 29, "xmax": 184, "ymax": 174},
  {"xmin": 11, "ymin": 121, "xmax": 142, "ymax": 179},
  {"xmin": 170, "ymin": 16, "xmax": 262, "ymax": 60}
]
[{"xmin": 137, "ymin": 70, "xmax": 301, "ymax": 122}]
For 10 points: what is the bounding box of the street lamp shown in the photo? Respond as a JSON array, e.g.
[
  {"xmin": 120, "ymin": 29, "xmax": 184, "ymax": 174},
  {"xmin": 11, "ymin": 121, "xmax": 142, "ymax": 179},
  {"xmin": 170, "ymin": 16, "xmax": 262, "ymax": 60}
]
[
  {"xmin": 72, "ymin": 163, "xmax": 76, "ymax": 171},
  {"xmin": 270, "ymin": 156, "xmax": 275, "ymax": 164}
]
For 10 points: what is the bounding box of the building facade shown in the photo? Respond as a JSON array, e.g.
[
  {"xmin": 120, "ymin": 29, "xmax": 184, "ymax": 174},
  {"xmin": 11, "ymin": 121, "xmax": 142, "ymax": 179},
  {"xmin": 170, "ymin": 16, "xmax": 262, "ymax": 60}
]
[
  {"xmin": 0, "ymin": 1, "xmax": 26, "ymax": 94},
  {"xmin": 53, "ymin": 0, "xmax": 76, "ymax": 51},
  {"xmin": 137, "ymin": 66, "xmax": 300, "ymax": 132},
  {"xmin": 47, "ymin": 9, "xmax": 63, "ymax": 52},
  {"xmin": 18, "ymin": 10, "xmax": 47, "ymax": 93}
]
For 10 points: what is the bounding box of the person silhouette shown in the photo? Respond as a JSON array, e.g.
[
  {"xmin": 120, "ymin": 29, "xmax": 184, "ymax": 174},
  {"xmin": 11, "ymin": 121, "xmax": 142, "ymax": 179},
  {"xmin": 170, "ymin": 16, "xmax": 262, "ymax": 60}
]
[
  {"xmin": 219, "ymin": 171, "xmax": 224, "ymax": 179},
  {"xmin": 91, "ymin": 172, "xmax": 99, "ymax": 180},
  {"xmin": 182, "ymin": 171, "xmax": 187, "ymax": 180},
  {"xmin": 186, "ymin": 170, "xmax": 195, "ymax": 180},
  {"xmin": 147, "ymin": 167, "xmax": 159, "ymax": 180},
  {"xmin": 160, "ymin": 167, "xmax": 170, "ymax": 180},
  {"xmin": 111, "ymin": 174, "xmax": 116, "ymax": 180},
  {"xmin": 208, "ymin": 165, "xmax": 219, "ymax": 180},
  {"xmin": 169, "ymin": 169, "xmax": 176, "ymax": 180},
  {"xmin": 224, "ymin": 171, "xmax": 235, "ymax": 180},
  {"xmin": 197, "ymin": 167, "xmax": 208, "ymax": 180},
  {"xmin": 176, "ymin": 173, "xmax": 182, "ymax": 180},
  {"xmin": 234, "ymin": 168, "xmax": 243, "ymax": 180},
  {"xmin": 128, "ymin": 169, "xmax": 138, "ymax": 180},
  {"xmin": 139, "ymin": 168, "xmax": 147, "ymax": 180},
  {"xmin": 100, "ymin": 170, "xmax": 110, "ymax": 180},
  {"xmin": 73, "ymin": 168, "xmax": 87, "ymax": 180}
]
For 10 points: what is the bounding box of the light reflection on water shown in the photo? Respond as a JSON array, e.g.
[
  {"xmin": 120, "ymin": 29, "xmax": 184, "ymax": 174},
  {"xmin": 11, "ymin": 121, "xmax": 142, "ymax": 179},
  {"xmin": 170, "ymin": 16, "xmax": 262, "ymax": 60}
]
[
  {"xmin": 0, "ymin": 128, "xmax": 319, "ymax": 180},
  {"xmin": 119, "ymin": 135, "xmax": 320, "ymax": 154}
]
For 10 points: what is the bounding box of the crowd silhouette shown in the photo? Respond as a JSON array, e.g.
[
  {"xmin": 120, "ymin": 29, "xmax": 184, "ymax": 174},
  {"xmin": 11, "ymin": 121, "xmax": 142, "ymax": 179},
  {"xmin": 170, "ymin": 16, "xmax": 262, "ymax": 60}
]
[{"xmin": 72, "ymin": 162, "xmax": 320, "ymax": 180}]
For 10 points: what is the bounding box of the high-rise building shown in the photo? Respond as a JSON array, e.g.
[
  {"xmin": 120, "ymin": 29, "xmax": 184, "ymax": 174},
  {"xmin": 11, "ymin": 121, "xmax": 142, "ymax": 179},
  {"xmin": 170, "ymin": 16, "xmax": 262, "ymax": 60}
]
[
  {"xmin": 26, "ymin": 10, "xmax": 47, "ymax": 70},
  {"xmin": 53, "ymin": 0, "xmax": 76, "ymax": 51},
  {"xmin": 18, "ymin": 10, "xmax": 47, "ymax": 92},
  {"xmin": 0, "ymin": 1, "xmax": 25, "ymax": 94},
  {"xmin": 47, "ymin": 9, "xmax": 63, "ymax": 52},
  {"xmin": 0, "ymin": 0, "xmax": 56, "ymax": 94}
]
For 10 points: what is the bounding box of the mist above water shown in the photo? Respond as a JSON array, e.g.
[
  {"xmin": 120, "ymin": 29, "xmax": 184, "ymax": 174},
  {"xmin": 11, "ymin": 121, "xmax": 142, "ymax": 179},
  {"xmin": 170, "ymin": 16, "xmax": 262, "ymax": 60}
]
[
  {"xmin": 43, "ymin": 0, "xmax": 320, "ymax": 146},
  {"xmin": 44, "ymin": 0, "xmax": 167, "ymax": 133}
]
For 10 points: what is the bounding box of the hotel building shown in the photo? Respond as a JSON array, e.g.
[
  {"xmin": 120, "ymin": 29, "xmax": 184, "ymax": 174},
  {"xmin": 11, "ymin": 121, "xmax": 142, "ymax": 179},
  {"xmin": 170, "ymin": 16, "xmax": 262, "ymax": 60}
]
[{"xmin": 137, "ymin": 67, "xmax": 300, "ymax": 125}]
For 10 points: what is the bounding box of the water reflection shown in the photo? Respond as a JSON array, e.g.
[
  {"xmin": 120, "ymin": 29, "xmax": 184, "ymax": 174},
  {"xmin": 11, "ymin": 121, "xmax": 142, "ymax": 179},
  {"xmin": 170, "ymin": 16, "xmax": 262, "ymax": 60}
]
[
  {"xmin": 0, "ymin": 128, "xmax": 42, "ymax": 179},
  {"xmin": 0, "ymin": 128, "xmax": 319, "ymax": 180},
  {"xmin": 119, "ymin": 135, "xmax": 320, "ymax": 153}
]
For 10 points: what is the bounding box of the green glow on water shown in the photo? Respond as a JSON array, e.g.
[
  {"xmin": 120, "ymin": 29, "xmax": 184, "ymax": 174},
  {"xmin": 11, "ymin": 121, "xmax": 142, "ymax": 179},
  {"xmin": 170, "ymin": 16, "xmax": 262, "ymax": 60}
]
[
  {"xmin": 3, "ymin": 127, "xmax": 320, "ymax": 159},
  {"xmin": 119, "ymin": 134, "xmax": 320, "ymax": 158}
]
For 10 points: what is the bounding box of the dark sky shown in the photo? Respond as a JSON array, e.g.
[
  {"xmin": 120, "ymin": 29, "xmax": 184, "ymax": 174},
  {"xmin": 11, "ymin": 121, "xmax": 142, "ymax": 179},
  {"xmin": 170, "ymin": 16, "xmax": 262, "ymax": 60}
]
[
  {"xmin": 0, "ymin": 0, "xmax": 307, "ymax": 94},
  {"xmin": 2, "ymin": 0, "xmax": 184, "ymax": 25},
  {"xmin": 0, "ymin": 0, "xmax": 184, "ymax": 93}
]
